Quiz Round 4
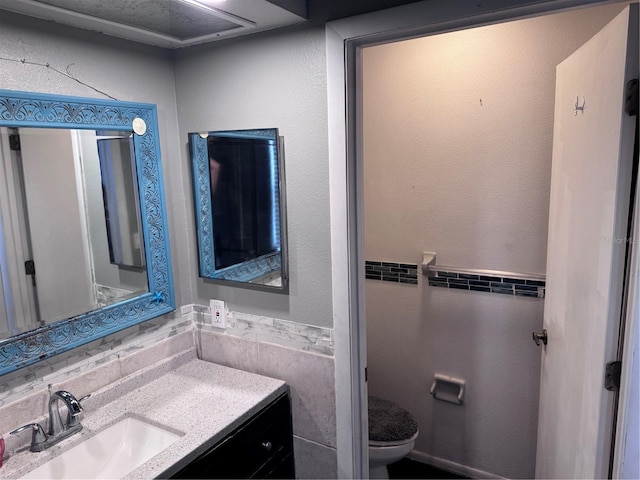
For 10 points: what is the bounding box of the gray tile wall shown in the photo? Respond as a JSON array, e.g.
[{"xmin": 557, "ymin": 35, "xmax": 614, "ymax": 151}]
[
  {"xmin": 293, "ymin": 437, "xmax": 339, "ymax": 480},
  {"xmin": 198, "ymin": 330, "xmax": 337, "ymax": 478}
]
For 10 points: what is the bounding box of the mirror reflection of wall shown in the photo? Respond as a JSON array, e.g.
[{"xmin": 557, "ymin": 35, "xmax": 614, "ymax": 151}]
[
  {"xmin": 189, "ymin": 128, "xmax": 288, "ymax": 291},
  {"xmin": 0, "ymin": 127, "xmax": 148, "ymax": 340}
]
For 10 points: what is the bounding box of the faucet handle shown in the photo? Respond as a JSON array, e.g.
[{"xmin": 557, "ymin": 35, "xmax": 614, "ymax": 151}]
[{"xmin": 10, "ymin": 423, "xmax": 47, "ymax": 451}]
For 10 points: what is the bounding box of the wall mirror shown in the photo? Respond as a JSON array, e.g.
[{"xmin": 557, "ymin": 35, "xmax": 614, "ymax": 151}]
[
  {"xmin": 0, "ymin": 89, "xmax": 174, "ymax": 375},
  {"xmin": 189, "ymin": 129, "xmax": 288, "ymax": 292}
]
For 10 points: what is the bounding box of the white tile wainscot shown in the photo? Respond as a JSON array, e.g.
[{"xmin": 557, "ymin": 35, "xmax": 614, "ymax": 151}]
[{"xmin": 183, "ymin": 304, "xmax": 334, "ymax": 356}]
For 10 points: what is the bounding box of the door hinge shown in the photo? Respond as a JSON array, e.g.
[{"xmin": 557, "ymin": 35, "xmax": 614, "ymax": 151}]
[
  {"xmin": 625, "ymin": 78, "xmax": 638, "ymax": 116},
  {"xmin": 365, "ymin": 366, "xmax": 368, "ymax": 382},
  {"xmin": 604, "ymin": 361, "xmax": 622, "ymax": 391},
  {"xmin": 24, "ymin": 260, "xmax": 35, "ymax": 276},
  {"xmin": 9, "ymin": 134, "xmax": 21, "ymax": 151}
]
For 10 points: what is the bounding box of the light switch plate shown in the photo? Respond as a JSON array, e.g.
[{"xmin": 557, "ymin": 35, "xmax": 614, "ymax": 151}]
[{"xmin": 209, "ymin": 299, "xmax": 227, "ymax": 328}]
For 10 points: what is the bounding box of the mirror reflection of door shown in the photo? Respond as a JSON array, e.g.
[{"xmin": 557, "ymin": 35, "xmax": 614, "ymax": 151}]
[
  {"xmin": 208, "ymin": 134, "xmax": 280, "ymax": 270},
  {"xmin": 19, "ymin": 127, "xmax": 95, "ymax": 324}
]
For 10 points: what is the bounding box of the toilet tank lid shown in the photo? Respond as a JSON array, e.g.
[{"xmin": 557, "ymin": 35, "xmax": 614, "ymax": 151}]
[{"xmin": 368, "ymin": 395, "xmax": 418, "ymax": 443}]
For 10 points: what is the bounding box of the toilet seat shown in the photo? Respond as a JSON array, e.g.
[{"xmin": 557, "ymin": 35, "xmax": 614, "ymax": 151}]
[
  {"xmin": 369, "ymin": 430, "xmax": 419, "ymax": 448},
  {"xmin": 368, "ymin": 395, "xmax": 419, "ymax": 444},
  {"xmin": 368, "ymin": 396, "xmax": 419, "ymax": 480}
]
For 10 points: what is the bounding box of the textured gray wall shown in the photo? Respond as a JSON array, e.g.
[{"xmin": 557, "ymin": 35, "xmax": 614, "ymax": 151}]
[
  {"xmin": 174, "ymin": 26, "xmax": 333, "ymax": 328},
  {"xmin": 0, "ymin": 11, "xmax": 191, "ymax": 311},
  {"xmin": 0, "ymin": 13, "xmax": 334, "ymax": 329}
]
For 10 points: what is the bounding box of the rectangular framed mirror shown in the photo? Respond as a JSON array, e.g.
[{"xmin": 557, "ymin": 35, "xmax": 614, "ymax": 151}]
[
  {"xmin": 0, "ymin": 89, "xmax": 175, "ymax": 375},
  {"xmin": 189, "ymin": 129, "xmax": 288, "ymax": 292}
]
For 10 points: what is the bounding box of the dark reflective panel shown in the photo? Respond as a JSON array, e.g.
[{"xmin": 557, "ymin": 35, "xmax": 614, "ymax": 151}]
[
  {"xmin": 209, "ymin": 132, "xmax": 280, "ymax": 270},
  {"xmin": 189, "ymin": 129, "xmax": 288, "ymax": 292}
]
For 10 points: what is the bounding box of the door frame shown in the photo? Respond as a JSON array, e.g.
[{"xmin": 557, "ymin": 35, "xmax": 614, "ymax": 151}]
[{"xmin": 326, "ymin": 0, "xmax": 635, "ymax": 477}]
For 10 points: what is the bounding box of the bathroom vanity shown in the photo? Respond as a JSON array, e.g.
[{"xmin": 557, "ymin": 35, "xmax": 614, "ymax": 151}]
[
  {"xmin": 169, "ymin": 393, "xmax": 293, "ymax": 479},
  {"xmin": 0, "ymin": 349, "xmax": 293, "ymax": 479}
]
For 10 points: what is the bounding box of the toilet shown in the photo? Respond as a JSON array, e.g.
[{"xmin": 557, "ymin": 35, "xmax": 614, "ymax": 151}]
[{"xmin": 368, "ymin": 396, "xmax": 419, "ymax": 479}]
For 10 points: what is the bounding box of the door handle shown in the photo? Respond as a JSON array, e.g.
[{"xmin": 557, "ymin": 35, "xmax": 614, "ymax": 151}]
[{"xmin": 532, "ymin": 329, "xmax": 548, "ymax": 346}]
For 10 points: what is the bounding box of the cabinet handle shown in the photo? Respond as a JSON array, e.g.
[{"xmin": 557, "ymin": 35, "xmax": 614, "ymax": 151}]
[{"xmin": 261, "ymin": 441, "xmax": 273, "ymax": 452}]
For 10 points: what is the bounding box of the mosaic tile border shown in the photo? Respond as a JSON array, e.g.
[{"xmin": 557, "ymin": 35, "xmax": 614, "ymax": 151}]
[
  {"xmin": 0, "ymin": 311, "xmax": 192, "ymax": 407},
  {"xmin": 365, "ymin": 261, "xmax": 418, "ymax": 284},
  {"xmin": 427, "ymin": 269, "xmax": 545, "ymax": 298},
  {"xmin": 183, "ymin": 305, "xmax": 334, "ymax": 356},
  {"xmin": 0, "ymin": 304, "xmax": 334, "ymax": 413}
]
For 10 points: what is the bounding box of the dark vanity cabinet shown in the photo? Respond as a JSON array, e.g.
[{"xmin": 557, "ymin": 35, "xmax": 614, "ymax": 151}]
[{"xmin": 169, "ymin": 393, "xmax": 294, "ymax": 479}]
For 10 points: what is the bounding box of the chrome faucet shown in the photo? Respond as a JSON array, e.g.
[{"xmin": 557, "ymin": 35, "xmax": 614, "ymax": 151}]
[
  {"xmin": 47, "ymin": 389, "xmax": 83, "ymax": 436},
  {"xmin": 10, "ymin": 386, "xmax": 90, "ymax": 452}
]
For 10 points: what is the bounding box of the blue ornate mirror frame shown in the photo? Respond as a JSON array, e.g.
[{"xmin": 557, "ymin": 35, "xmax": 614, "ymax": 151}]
[{"xmin": 0, "ymin": 89, "xmax": 175, "ymax": 375}]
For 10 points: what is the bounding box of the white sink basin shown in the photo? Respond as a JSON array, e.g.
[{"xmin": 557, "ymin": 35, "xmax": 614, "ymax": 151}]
[{"xmin": 22, "ymin": 417, "xmax": 181, "ymax": 479}]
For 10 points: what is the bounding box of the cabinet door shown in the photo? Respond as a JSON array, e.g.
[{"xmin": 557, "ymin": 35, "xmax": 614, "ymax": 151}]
[
  {"xmin": 170, "ymin": 393, "xmax": 294, "ymax": 479},
  {"xmin": 255, "ymin": 453, "xmax": 295, "ymax": 479}
]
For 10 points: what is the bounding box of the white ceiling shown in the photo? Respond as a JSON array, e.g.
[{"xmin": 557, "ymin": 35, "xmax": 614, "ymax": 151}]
[{"xmin": 0, "ymin": 0, "xmax": 307, "ymax": 48}]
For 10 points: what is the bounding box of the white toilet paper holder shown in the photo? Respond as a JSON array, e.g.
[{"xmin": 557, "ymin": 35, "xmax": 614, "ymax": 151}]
[{"xmin": 430, "ymin": 373, "xmax": 465, "ymax": 405}]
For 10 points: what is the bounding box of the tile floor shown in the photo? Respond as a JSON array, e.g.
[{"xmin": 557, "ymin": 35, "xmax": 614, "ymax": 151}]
[{"xmin": 387, "ymin": 458, "xmax": 468, "ymax": 479}]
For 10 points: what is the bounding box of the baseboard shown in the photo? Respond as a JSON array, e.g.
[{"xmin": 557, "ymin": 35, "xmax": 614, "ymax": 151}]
[{"xmin": 408, "ymin": 450, "xmax": 507, "ymax": 479}]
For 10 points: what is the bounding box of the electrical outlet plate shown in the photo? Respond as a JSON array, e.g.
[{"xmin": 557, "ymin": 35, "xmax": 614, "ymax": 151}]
[{"xmin": 209, "ymin": 299, "xmax": 227, "ymax": 328}]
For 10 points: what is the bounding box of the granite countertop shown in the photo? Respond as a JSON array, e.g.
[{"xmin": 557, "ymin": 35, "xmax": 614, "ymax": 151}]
[{"xmin": 1, "ymin": 349, "xmax": 288, "ymax": 479}]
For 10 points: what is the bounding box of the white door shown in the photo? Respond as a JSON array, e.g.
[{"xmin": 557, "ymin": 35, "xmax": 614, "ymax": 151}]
[{"xmin": 535, "ymin": 5, "xmax": 638, "ymax": 479}]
